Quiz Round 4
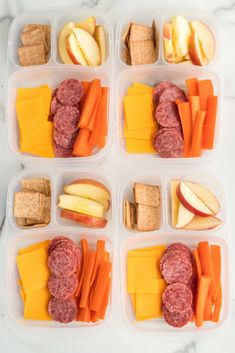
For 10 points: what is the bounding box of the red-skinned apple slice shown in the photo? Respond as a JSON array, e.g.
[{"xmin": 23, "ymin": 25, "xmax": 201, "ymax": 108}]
[
  {"xmin": 61, "ymin": 209, "xmax": 107, "ymax": 228},
  {"xmin": 183, "ymin": 215, "xmax": 222, "ymax": 230},
  {"xmin": 171, "ymin": 180, "xmax": 180, "ymax": 227},
  {"xmin": 175, "ymin": 203, "xmax": 194, "ymax": 229},
  {"xmin": 176, "ymin": 181, "xmax": 213, "ymax": 217},
  {"xmin": 66, "ymin": 32, "xmax": 88, "ymax": 65},
  {"xmin": 184, "ymin": 181, "xmax": 220, "ymax": 214},
  {"xmin": 190, "ymin": 20, "xmax": 215, "ymax": 62},
  {"xmin": 189, "ymin": 32, "xmax": 208, "ymax": 66}
]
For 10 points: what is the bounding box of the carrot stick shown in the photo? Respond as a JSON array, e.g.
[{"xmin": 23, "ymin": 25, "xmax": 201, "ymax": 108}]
[
  {"xmin": 80, "ymin": 81, "xmax": 91, "ymax": 109},
  {"xmin": 189, "ymin": 96, "xmax": 200, "ymax": 126},
  {"xmin": 195, "ymin": 275, "xmax": 211, "ymax": 327},
  {"xmin": 90, "ymin": 310, "xmax": 100, "ymax": 322},
  {"xmin": 198, "ymin": 79, "xmax": 214, "ymax": 110},
  {"xmin": 90, "ymin": 261, "xmax": 112, "ymax": 313},
  {"xmin": 89, "ymin": 87, "xmax": 108, "ymax": 148},
  {"xmin": 176, "ymin": 101, "xmax": 192, "ymax": 157},
  {"xmin": 211, "ymin": 244, "xmax": 221, "ymax": 299},
  {"xmin": 99, "ymin": 277, "xmax": 111, "ymax": 319},
  {"xmin": 190, "ymin": 110, "xmax": 206, "ymax": 157},
  {"xmin": 204, "ymin": 294, "xmax": 213, "ymax": 320},
  {"xmin": 201, "ymin": 96, "xmax": 218, "ymax": 150},
  {"xmin": 79, "ymin": 79, "xmax": 101, "ymax": 128},
  {"xmin": 211, "ymin": 283, "xmax": 222, "ymax": 322},
  {"xmin": 103, "ymin": 251, "xmax": 110, "ymax": 262},
  {"xmin": 198, "ymin": 241, "xmax": 217, "ymax": 300},
  {"xmin": 194, "ymin": 248, "xmax": 202, "ymax": 278},
  {"xmin": 79, "ymin": 250, "xmax": 96, "ymax": 308},
  {"xmin": 75, "ymin": 239, "xmax": 88, "ymax": 297},
  {"xmin": 77, "ymin": 306, "xmax": 91, "ymax": 322},
  {"xmin": 72, "ymin": 128, "xmax": 93, "ymax": 157},
  {"xmin": 90, "ymin": 240, "xmax": 105, "ymax": 286},
  {"xmin": 186, "ymin": 78, "xmax": 199, "ymax": 96},
  {"xmin": 87, "ymin": 87, "xmax": 102, "ymax": 132}
]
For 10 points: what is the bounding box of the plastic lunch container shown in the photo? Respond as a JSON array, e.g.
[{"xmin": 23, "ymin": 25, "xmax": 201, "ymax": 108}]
[
  {"xmin": 115, "ymin": 10, "xmax": 222, "ymax": 164},
  {"xmin": 2, "ymin": 6, "xmax": 231, "ymax": 338},
  {"xmin": 118, "ymin": 170, "xmax": 231, "ymax": 336},
  {"xmin": 3, "ymin": 168, "xmax": 116, "ymax": 337},
  {"xmin": 6, "ymin": 9, "xmax": 113, "ymax": 165}
]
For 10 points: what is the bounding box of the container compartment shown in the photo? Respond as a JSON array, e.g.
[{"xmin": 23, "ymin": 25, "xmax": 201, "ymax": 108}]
[{"xmin": 120, "ymin": 233, "xmax": 231, "ymax": 335}]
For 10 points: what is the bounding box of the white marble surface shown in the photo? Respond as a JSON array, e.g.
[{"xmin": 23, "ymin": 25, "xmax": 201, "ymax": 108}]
[{"xmin": 0, "ymin": 0, "xmax": 235, "ymax": 352}]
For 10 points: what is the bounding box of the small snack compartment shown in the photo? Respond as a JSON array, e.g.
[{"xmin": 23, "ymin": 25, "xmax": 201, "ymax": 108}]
[
  {"xmin": 7, "ymin": 66, "xmax": 112, "ymax": 164},
  {"xmin": 120, "ymin": 173, "xmax": 164, "ymax": 234},
  {"xmin": 116, "ymin": 12, "xmax": 160, "ymax": 67},
  {"xmin": 7, "ymin": 170, "xmax": 53, "ymax": 231},
  {"xmin": 120, "ymin": 233, "xmax": 231, "ymax": 335},
  {"xmin": 8, "ymin": 12, "xmax": 53, "ymax": 68},
  {"xmin": 116, "ymin": 65, "xmax": 220, "ymax": 163},
  {"xmin": 162, "ymin": 10, "xmax": 220, "ymax": 67},
  {"xmin": 5, "ymin": 229, "xmax": 113, "ymax": 337},
  {"xmin": 54, "ymin": 169, "xmax": 114, "ymax": 232},
  {"xmin": 54, "ymin": 10, "xmax": 112, "ymax": 67},
  {"xmin": 166, "ymin": 173, "xmax": 226, "ymax": 233}
]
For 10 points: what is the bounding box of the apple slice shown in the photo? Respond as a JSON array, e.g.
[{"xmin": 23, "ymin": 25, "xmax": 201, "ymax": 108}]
[
  {"xmin": 184, "ymin": 181, "xmax": 220, "ymax": 214},
  {"xmin": 58, "ymin": 194, "xmax": 104, "ymax": 218},
  {"xmin": 58, "ymin": 22, "xmax": 75, "ymax": 64},
  {"xmin": 175, "ymin": 203, "xmax": 194, "ymax": 229},
  {"xmin": 72, "ymin": 27, "xmax": 100, "ymax": 66},
  {"xmin": 189, "ymin": 32, "xmax": 208, "ymax": 66},
  {"xmin": 94, "ymin": 25, "xmax": 106, "ymax": 65},
  {"xmin": 176, "ymin": 181, "xmax": 213, "ymax": 217},
  {"xmin": 184, "ymin": 215, "xmax": 222, "ymax": 230},
  {"xmin": 64, "ymin": 179, "xmax": 110, "ymax": 211},
  {"xmin": 66, "ymin": 32, "xmax": 88, "ymax": 65},
  {"xmin": 190, "ymin": 20, "xmax": 215, "ymax": 62},
  {"xmin": 171, "ymin": 180, "xmax": 180, "ymax": 227},
  {"xmin": 61, "ymin": 209, "xmax": 107, "ymax": 228},
  {"xmin": 163, "ymin": 23, "xmax": 175, "ymax": 63},
  {"xmin": 75, "ymin": 16, "xmax": 96, "ymax": 36},
  {"xmin": 171, "ymin": 15, "xmax": 191, "ymax": 58}
]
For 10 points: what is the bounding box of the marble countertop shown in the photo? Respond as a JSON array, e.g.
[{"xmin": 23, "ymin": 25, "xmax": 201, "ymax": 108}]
[{"xmin": 0, "ymin": 0, "xmax": 235, "ymax": 352}]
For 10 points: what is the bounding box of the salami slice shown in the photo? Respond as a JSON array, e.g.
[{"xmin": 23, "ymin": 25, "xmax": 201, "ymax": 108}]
[
  {"xmin": 48, "ymin": 274, "xmax": 78, "ymax": 300},
  {"xmin": 50, "ymin": 96, "xmax": 63, "ymax": 116},
  {"xmin": 153, "ymin": 128, "xmax": 184, "ymax": 158},
  {"xmin": 54, "ymin": 128, "xmax": 78, "ymax": 149},
  {"xmin": 166, "ymin": 243, "xmax": 193, "ymax": 263},
  {"xmin": 155, "ymin": 101, "xmax": 181, "ymax": 128},
  {"xmin": 48, "ymin": 248, "xmax": 77, "ymax": 278},
  {"xmin": 162, "ymin": 255, "xmax": 193, "ymax": 284},
  {"xmin": 48, "ymin": 236, "xmax": 75, "ymax": 254},
  {"xmin": 57, "ymin": 79, "xmax": 83, "ymax": 106},
  {"xmin": 153, "ymin": 81, "xmax": 177, "ymax": 103},
  {"xmin": 158, "ymin": 86, "xmax": 187, "ymax": 105},
  {"xmin": 53, "ymin": 106, "xmax": 80, "ymax": 134},
  {"xmin": 48, "ymin": 297, "xmax": 77, "ymax": 323},
  {"xmin": 54, "ymin": 142, "xmax": 73, "ymax": 158},
  {"xmin": 162, "ymin": 283, "xmax": 193, "ymax": 313},
  {"xmin": 163, "ymin": 305, "xmax": 193, "ymax": 328}
]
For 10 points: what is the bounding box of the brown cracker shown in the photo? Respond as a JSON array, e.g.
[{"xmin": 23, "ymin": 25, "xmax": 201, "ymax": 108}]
[
  {"xmin": 121, "ymin": 46, "xmax": 131, "ymax": 65},
  {"xmin": 136, "ymin": 204, "xmax": 160, "ymax": 231},
  {"xmin": 134, "ymin": 183, "xmax": 161, "ymax": 208},
  {"xmin": 18, "ymin": 44, "xmax": 46, "ymax": 66},
  {"xmin": 13, "ymin": 191, "xmax": 46, "ymax": 221},
  {"xmin": 22, "ymin": 24, "xmax": 51, "ymax": 50},
  {"xmin": 21, "ymin": 178, "xmax": 51, "ymax": 196},
  {"xmin": 21, "ymin": 28, "xmax": 48, "ymax": 52},
  {"xmin": 129, "ymin": 39, "xmax": 156, "ymax": 65},
  {"xmin": 129, "ymin": 23, "xmax": 154, "ymax": 42}
]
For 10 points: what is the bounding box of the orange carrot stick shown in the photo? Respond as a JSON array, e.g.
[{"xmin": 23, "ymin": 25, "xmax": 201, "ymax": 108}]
[
  {"xmin": 77, "ymin": 306, "xmax": 91, "ymax": 322},
  {"xmin": 195, "ymin": 275, "xmax": 211, "ymax": 327},
  {"xmin": 90, "ymin": 240, "xmax": 105, "ymax": 286},
  {"xmin": 90, "ymin": 310, "xmax": 100, "ymax": 322},
  {"xmin": 189, "ymin": 96, "xmax": 200, "ymax": 126},
  {"xmin": 211, "ymin": 244, "xmax": 221, "ymax": 299},
  {"xmin": 211, "ymin": 283, "xmax": 222, "ymax": 322},
  {"xmin": 87, "ymin": 87, "xmax": 102, "ymax": 132},
  {"xmin": 72, "ymin": 128, "xmax": 93, "ymax": 157},
  {"xmin": 79, "ymin": 79, "xmax": 101, "ymax": 128},
  {"xmin": 176, "ymin": 101, "xmax": 192, "ymax": 157},
  {"xmin": 80, "ymin": 250, "xmax": 96, "ymax": 308},
  {"xmin": 201, "ymin": 96, "xmax": 218, "ymax": 150},
  {"xmin": 99, "ymin": 277, "xmax": 111, "ymax": 319},
  {"xmin": 204, "ymin": 294, "xmax": 213, "ymax": 321},
  {"xmin": 90, "ymin": 261, "xmax": 112, "ymax": 313},
  {"xmin": 198, "ymin": 79, "xmax": 214, "ymax": 110},
  {"xmin": 89, "ymin": 87, "xmax": 108, "ymax": 148},
  {"xmin": 194, "ymin": 248, "xmax": 202, "ymax": 278},
  {"xmin": 75, "ymin": 239, "xmax": 88, "ymax": 297},
  {"xmin": 190, "ymin": 110, "xmax": 206, "ymax": 157},
  {"xmin": 186, "ymin": 78, "xmax": 199, "ymax": 96},
  {"xmin": 198, "ymin": 241, "xmax": 217, "ymax": 300},
  {"xmin": 80, "ymin": 81, "xmax": 91, "ymax": 109}
]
